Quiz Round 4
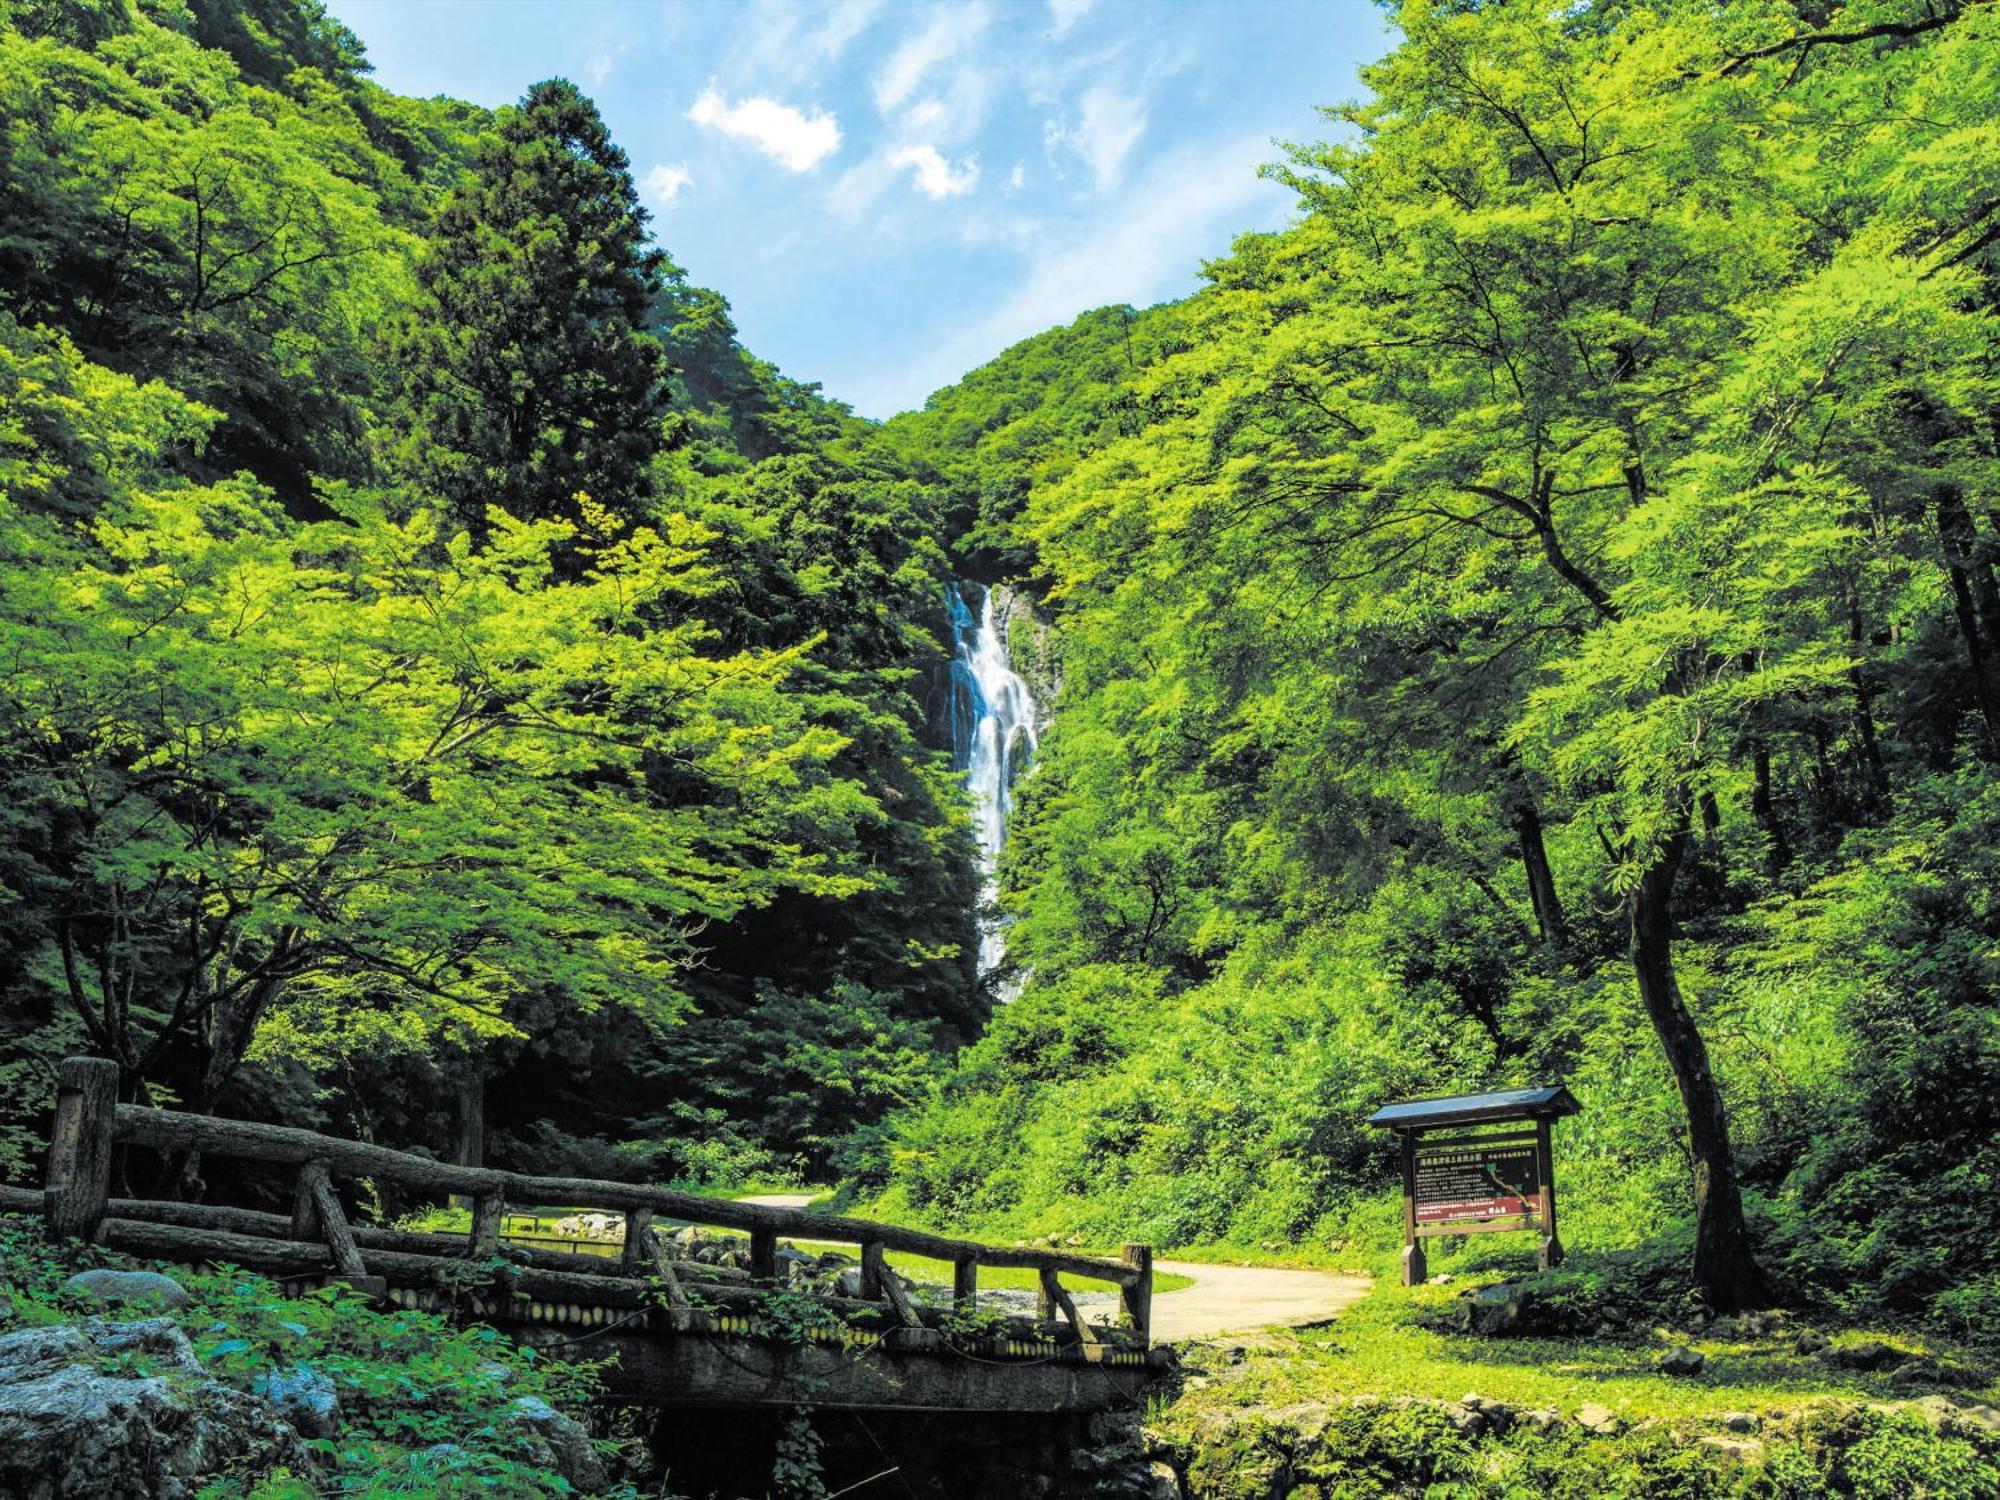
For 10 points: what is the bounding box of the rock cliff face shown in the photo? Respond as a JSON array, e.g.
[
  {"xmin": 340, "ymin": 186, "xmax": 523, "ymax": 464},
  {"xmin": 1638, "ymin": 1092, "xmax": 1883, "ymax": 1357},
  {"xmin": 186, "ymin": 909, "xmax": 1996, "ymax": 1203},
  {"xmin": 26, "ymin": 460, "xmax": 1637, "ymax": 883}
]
[
  {"xmin": 0, "ymin": 1317, "xmax": 313, "ymax": 1499},
  {"xmin": 991, "ymin": 583, "xmax": 1059, "ymax": 734}
]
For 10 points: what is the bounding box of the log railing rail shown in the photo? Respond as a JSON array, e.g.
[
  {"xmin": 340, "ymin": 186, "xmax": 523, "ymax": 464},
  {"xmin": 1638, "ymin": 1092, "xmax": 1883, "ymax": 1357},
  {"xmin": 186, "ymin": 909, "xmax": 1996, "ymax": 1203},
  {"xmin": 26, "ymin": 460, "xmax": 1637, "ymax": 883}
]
[{"xmin": 26, "ymin": 1058, "xmax": 1154, "ymax": 1355}]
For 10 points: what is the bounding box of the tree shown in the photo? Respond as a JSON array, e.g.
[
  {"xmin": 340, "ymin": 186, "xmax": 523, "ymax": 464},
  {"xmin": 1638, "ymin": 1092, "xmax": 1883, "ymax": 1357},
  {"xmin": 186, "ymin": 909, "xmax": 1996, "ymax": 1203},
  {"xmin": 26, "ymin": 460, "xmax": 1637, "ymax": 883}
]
[{"xmin": 396, "ymin": 78, "xmax": 668, "ymax": 533}]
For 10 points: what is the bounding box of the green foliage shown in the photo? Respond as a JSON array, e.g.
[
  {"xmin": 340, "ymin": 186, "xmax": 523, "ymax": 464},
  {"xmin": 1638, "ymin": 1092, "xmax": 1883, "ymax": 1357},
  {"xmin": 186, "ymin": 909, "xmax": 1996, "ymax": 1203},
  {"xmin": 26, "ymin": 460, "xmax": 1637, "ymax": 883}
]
[
  {"xmin": 881, "ymin": 0, "xmax": 2000, "ymax": 1325},
  {"xmin": 0, "ymin": 0, "xmax": 981, "ymax": 1195},
  {"xmin": 0, "ymin": 1214, "xmax": 622, "ymax": 1495}
]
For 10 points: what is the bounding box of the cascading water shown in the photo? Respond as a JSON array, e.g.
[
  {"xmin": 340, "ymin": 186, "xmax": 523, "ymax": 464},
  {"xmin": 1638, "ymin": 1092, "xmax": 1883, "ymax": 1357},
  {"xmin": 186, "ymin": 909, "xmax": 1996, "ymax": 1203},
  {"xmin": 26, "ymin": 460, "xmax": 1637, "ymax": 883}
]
[{"xmin": 947, "ymin": 580, "xmax": 1038, "ymax": 985}]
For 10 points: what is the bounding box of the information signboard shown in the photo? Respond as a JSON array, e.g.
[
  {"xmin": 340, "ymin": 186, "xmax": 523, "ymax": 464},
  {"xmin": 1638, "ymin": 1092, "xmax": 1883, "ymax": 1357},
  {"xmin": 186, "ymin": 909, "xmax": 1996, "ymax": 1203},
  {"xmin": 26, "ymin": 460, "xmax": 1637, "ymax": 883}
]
[
  {"xmin": 1366, "ymin": 1086, "xmax": 1580, "ymax": 1286},
  {"xmin": 1413, "ymin": 1141, "xmax": 1540, "ymax": 1228}
]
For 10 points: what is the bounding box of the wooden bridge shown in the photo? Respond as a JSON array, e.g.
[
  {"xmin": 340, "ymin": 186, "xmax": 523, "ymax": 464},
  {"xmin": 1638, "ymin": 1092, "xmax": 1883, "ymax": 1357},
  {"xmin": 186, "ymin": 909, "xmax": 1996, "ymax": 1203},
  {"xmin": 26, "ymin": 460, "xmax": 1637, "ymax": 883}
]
[{"xmin": 6, "ymin": 1059, "xmax": 1169, "ymax": 1413}]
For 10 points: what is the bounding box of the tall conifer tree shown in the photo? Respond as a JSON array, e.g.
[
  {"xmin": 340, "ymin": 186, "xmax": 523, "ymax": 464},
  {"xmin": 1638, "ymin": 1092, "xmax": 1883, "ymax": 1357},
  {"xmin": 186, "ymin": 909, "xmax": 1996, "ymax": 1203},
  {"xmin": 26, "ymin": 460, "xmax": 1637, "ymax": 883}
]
[{"xmin": 399, "ymin": 78, "xmax": 668, "ymax": 532}]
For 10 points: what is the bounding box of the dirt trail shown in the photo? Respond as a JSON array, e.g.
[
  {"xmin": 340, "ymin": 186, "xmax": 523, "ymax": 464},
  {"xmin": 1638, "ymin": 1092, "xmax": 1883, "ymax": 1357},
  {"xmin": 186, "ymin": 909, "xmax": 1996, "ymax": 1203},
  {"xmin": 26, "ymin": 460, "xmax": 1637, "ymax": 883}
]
[
  {"xmin": 729, "ymin": 1198, "xmax": 1371, "ymax": 1341},
  {"xmin": 1147, "ymin": 1260, "xmax": 1371, "ymax": 1342}
]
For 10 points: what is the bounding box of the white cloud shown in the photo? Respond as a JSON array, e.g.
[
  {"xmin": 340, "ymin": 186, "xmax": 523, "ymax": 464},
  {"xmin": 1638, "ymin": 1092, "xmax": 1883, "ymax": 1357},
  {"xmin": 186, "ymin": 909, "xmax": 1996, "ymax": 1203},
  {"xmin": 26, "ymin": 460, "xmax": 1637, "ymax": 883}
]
[
  {"xmin": 1048, "ymin": 0, "xmax": 1094, "ymax": 37},
  {"xmin": 687, "ymin": 87, "xmax": 841, "ymax": 172},
  {"xmin": 888, "ymin": 144, "xmax": 980, "ymax": 200},
  {"xmin": 842, "ymin": 133, "xmax": 1289, "ymax": 415},
  {"xmin": 1006, "ymin": 161, "xmax": 1026, "ymax": 194},
  {"xmin": 827, "ymin": 153, "xmax": 900, "ymax": 221},
  {"xmin": 641, "ymin": 163, "xmax": 692, "ymax": 206},
  {"xmin": 727, "ymin": 0, "xmax": 882, "ymax": 85},
  {"xmin": 874, "ymin": 5, "xmax": 989, "ymax": 113},
  {"xmin": 1065, "ymin": 85, "xmax": 1147, "ymax": 190}
]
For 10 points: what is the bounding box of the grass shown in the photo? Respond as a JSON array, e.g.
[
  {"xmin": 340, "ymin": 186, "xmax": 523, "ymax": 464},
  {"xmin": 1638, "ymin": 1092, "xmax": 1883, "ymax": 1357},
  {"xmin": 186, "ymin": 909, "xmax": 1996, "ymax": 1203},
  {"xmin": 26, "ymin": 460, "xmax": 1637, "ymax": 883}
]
[{"xmin": 1189, "ymin": 1279, "xmax": 1993, "ymax": 1419}]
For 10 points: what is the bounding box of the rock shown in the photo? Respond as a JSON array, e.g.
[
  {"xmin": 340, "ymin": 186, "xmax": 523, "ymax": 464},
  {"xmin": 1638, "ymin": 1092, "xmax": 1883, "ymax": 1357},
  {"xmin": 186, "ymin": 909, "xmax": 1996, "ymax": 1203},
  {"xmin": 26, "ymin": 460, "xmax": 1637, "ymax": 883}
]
[
  {"xmin": 1922, "ymin": 1399, "xmax": 2000, "ymax": 1438},
  {"xmin": 62, "ymin": 1270, "xmax": 191, "ymax": 1312},
  {"xmin": 503, "ymin": 1395, "xmax": 606, "ymax": 1493},
  {"xmin": 1443, "ymin": 1402, "xmax": 1485, "ymax": 1436},
  {"xmin": 1260, "ymin": 1242, "xmax": 1280, "ymax": 1253},
  {"xmin": 0, "ymin": 1318, "xmax": 312, "ymax": 1499},
  {"xmin": 1658, "ymin": 1346, "xmax": 1706, "ymax": 1377},
  {"xmin": 1428, "ymin": 1273, "xmax": 1454, "ymax": 1286},
  {"xmin": 1721, "ymin": 1411, "xmax": 1759, "ymax": 1433},
  {"xmin": 248, "ymin": 1364, "xmax": 339, "ymax": 1438},
  {"xmin": 1521, "ymin": 1408, "xmax": 1562, "ymax": 1434},
  {"xmin": 1143, "ymin": 1459, "xmax": 1181, "ymax": 1499},
  {"xmin": 1708, "ymin": 1317, "xmax": 1740, "ymax": 1340},
  {"xmin": 1574, "ymin": 1402, "xmax": 1621, "ymax": 1435},
  {"xmin": 1886, "ymin": 1358, "xmax": 1988, "ymax": 1390},
  {"xmin": 1463, "ymin": 1282, "xmax": 1532, "ymax": 1337},
  {"xmin": 1697, "ymin": 1436, "xmax": 1763, "ymax": 1464},
  {"xmin": 834, "ymin": 1268, "xmax": 864, "ymax": 1298},
  {"xmin": 1827, "ymin": 1340, "xmax": 1905, "ymax": 1371},
  {"xmin": 1795, "ymin": 1331, "xmax": 1829, "ymax": 1355}
]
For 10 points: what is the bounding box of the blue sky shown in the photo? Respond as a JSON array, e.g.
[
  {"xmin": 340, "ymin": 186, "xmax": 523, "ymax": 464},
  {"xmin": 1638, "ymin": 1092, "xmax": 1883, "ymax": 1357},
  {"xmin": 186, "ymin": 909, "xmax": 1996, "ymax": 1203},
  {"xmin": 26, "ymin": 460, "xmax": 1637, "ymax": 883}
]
[{"xmin": 325, "ymin": 0, "xmax": 1390, "ymax": 418}]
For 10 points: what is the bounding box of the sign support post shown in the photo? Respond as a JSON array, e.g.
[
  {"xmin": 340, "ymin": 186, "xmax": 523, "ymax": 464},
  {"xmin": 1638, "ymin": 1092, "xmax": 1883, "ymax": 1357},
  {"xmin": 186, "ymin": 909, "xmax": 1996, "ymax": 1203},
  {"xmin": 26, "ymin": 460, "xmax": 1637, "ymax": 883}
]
[{"xmin": 1398, "ymin": 1129, "xmax": 1425, "ymax": 1287}]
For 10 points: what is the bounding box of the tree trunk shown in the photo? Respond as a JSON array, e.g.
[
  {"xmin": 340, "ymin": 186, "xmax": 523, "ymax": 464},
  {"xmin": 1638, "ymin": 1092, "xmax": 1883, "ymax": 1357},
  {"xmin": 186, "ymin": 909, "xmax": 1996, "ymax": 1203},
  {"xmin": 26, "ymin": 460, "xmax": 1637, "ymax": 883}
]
[
  {"xmin": 1937, "ymin": 487, "xmax": 2000, "ymax": 748},
  {"xmin": 1847, "ymin": 608, "xmax": 1891, "ymax": 807},
  {"xmin": 1629, "ymin": 812, "xmax": 1767, "ymax": 1310},
  {"xmin": 1512, "ymin": 801, "xmax": 1568, "ymax": 950},
  {"xmin": 451, "ymin": 1054, "xmax": 486, "ymax": 1210},
  {"xmin": 1751, "ymin": 745, "xmax": 1792, "ymax": 873}
]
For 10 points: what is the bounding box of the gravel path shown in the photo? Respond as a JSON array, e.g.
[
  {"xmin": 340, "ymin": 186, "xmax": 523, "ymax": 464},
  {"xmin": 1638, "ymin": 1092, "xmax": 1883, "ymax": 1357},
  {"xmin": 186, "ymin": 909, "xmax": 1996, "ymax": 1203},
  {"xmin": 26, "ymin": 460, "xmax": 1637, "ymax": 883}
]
[{"xmin": 1147, "ymin": 1260, "xmax": 1371, "ymax": 1342}]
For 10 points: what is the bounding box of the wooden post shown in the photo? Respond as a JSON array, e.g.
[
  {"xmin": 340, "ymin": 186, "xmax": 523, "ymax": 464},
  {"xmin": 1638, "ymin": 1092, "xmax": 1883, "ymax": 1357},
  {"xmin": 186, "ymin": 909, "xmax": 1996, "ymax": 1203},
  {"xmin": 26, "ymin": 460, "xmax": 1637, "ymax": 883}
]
[
  {"xmin": 300, "ymin": 1162, "xmax": 380, "ymax": 1294},
  {"xmin": 859, "ymin": 1239, "xmax": 886, "ymax": 1301},
  {"xmin": 1120, "ymin": 1243, "xmax": 1153, "ymax": 1344},
  {"xmin": 880, "ymin": 1266, "xmax": 925, "ymax": 1330},
  {"xmin": 621, "ymin": 1207, "xmax": 654, "ymax": 1276},
  {"xmin": 1399, "ymin": 1130, "xmax": 1427, "ymax": 1287},
  {"xmin": 641, "ymin": 1226, "xmax": 692, "ymax": 1321},
  {"xmin": 290, "ymin": 1160, "xmax": 326, "ymax": 1240},
  {"xmin": 469, "ymin": 1190, "xmax": 506, "ymax": 1257},
  {"xmin": 1036, "ymin": 1265, "xmax": 1058, "ymax": 1325},
  {"xmin": 952, "ymin": 1255, "xmax": 978, "ymax": 1315},
  {"xmin": 1536, "ymin": 1117, "xmax": 1563, "ymax": 1270},
  {"xmin": 1038, "ymin": 1267, "xmax": 1098, "ymax": 1346},
  {"xmin": 45, "ymin": 1057, "xmax": 118, "ymax": 1243},
  {"xmin": 750, "ymin": 1226, "xmax": 777, "ymax": 1283}
]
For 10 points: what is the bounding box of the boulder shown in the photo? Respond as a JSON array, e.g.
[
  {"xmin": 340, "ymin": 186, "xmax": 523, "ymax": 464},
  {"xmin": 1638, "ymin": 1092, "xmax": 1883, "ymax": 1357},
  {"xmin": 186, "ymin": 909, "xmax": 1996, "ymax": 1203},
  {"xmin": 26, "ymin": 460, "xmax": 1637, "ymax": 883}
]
[
  {"xmin": 1658, "ymin": 1346, "xmax": 1706, "ymax": 1377},
  {"xmin": 1462, "ymin": 1282, "xmax": 1540, "ymax": 1337},
  {"xmin": 1826, "ymin": 1340, "xmax": 1905, "ymax": 1372},
  {"xmin": 1885, "ymin": 1358, "xmax": 1988, "ymax": 1390},
  {"xmin": 62, "ymin": 1270, "xmax": 191, "ymax": 1313},
  {"xmin": 248, "ymin": 1364, "xmax": 339, "ymax": 1438},
  {"xmin": 1574, "ymin": 1402, "xmax": 1621, "ymax": 1435},
  {"xmin": 1697, "ymin": 1436, "xmax": 1763, "ymax": 1464},
  {"xmin": 502, "ymin": 1395, "xmax": 606, "ymax": 1493},
  {"xmin": 1794, "ymin": 1331, "xmax": 1829, "ymax": 1355},
  {"xmin": 1918, "ymin": 1399, "xmax": 2000, "ymax": 1439},
  {"xmin": 1720, "ymin": 1411, "xmax": 1759, "ymax": 1433},
  {"xmin": 0, "ymin": 1318, "xmax": 312, "ymax": 1499},
  {"xmin": 1442, "ymin": 1402, "xmax": 1485, "ymax": 1437},
  {"xmin": 1521, "ymin": 1408, "xmax": 1562, "ymax": 1434}
]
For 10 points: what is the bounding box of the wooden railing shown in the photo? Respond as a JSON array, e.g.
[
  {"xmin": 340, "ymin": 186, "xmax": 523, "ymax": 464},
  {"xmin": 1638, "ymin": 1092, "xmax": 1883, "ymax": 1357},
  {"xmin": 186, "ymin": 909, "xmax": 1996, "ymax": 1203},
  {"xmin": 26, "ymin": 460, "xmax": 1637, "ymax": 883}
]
[{"xmin": 29, "ymin": 1057, "xmax": 1153, "ymax": 1352}]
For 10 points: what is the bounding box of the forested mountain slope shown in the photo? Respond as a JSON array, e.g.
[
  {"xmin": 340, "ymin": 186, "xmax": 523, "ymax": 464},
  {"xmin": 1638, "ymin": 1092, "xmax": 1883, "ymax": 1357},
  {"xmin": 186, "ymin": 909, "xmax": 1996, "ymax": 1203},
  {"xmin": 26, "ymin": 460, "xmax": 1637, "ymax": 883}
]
[
  {"xmin": 878, "ymin": 0, "xmax": 2000, "ymax": 1333},
  {"xmin": 0, "ymin": 0, "xmax": 980, "ymax": 1198},
  {"xmin": 3, "ymin": 0, "xmax": 2000, "ymax": 1364}
]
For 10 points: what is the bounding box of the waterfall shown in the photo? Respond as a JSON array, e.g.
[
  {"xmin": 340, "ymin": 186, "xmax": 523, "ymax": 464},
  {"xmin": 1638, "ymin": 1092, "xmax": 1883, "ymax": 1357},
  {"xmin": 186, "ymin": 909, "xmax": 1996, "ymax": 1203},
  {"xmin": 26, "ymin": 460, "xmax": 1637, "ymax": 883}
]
[{"xmin": 947, "ymin": 581, "xmax": 1038, "ymax": 983}]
